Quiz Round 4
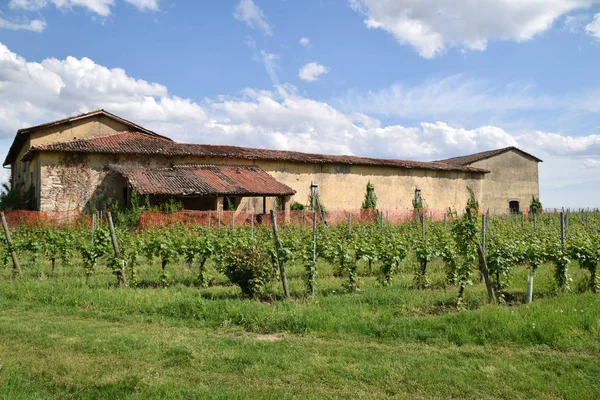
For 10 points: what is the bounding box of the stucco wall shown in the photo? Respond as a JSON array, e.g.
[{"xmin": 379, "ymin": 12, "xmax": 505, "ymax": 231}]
[
  {"xmin": 36, "ymin": 150, "xmax": 485, "ymax": 214},
  {"xmin": 29, "ymin": 115, "xmax": 130, "ymax": 147},
  {"xmin": 469, "ymin": 150, "xmax": 540, "ymax": 214}
]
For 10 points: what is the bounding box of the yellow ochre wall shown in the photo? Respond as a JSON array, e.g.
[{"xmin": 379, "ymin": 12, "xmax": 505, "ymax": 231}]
[
  {"xmin": 36, "ymin": 151, "xmax": 485, "ymax": 214},
  {"xmin": 16, "ymin": 116, "xmax": 538, "ymax": 215},
  {"xmin": 468, "ymin": 150, "xmax": 540, "ymax": 214}
]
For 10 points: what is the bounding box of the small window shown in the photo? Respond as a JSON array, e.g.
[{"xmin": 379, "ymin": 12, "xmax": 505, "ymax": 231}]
[{"xmin": 509, "ymin": 201, "xmax": 520, "ymax": 214}]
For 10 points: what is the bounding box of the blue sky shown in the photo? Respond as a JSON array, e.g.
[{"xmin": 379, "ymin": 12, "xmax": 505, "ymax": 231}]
[{"xmin": 1, "ymin": 0, "xmax": 600, "ymax": 208}]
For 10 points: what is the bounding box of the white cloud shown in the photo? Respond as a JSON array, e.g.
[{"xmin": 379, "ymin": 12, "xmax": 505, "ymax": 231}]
[
  {"xmin": 300, "ymin": 37, "xmax": 310, "ymax": 47},
  {"xmin": 298, "ymin": 62, "xmax": 330, "ymax": 82},
  {"xmin": 585, "ymin": 13, "xmax": 600, "ymax": 38},
  {"xmin": 0, "ymin": 15, "xmax": 46, "ymax": 31},
  {"xmin": 2, "ymin": 40, "xmax": 600, "ymax": 206},
  {"xmin": 349, "ymin": 0, "xmax": 600, "ymax": 58},
  {"xmin": 123, "ymin": 0, "xmax": 158, "ymax": 11},
  {"xmin": 583, "ymin": 158, "xmax": 600, "ymax": 168},
  {"xmin": 339, "ymin": 75, "xmax": 557, "ymax": 119},
  {"xmin": 0, "ymin": 42, "xmax": 205, "ymax": 141},
  {"xmin": 233, "ymin": 0, "xmax": 272, "ymax": 36},
  {"xmin": 8, "ymin": 0, "xmax": 158, "ymax": 16},
  {"xmin": 244, "ymin": 38, "xmax": 280, "ymax": 86},
  {"xmin": 564, "ymin": 14, "xmax": 590, "ymax": 32}
]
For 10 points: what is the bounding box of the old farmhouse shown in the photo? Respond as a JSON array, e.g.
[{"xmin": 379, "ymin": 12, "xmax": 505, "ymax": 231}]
[{"xmin": 3, "ymin": 110, "xmax": 542, "ymax": 215}]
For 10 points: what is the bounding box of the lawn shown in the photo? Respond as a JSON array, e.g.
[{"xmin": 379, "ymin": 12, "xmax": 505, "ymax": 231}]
[{"xmin": 0, "ymin": 256, "xmax": 599, "ymax": 399}]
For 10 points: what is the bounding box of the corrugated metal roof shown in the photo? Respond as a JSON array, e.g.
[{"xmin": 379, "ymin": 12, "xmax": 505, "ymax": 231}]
[
  {"xmin": 436, "ymin": 146, "xmax": 543, "ymax": 166},
  {"xmin": 24, "ymin": 131, "xmax": 489, "ymax": 173},
  {"xmin": 110, "ymin": 164, "xmax": 296, "ymax": 196}
]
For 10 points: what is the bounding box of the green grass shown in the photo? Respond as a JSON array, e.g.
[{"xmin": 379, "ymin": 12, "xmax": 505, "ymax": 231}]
[{"xmin": 0, "ymin": 256, "xmax": 599, "ymax": 399}]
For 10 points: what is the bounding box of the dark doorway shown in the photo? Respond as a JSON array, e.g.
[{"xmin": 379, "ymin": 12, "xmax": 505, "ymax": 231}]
[{"xmin": 509, "ymin": 200, "xmax": 520, "ymax": 214}]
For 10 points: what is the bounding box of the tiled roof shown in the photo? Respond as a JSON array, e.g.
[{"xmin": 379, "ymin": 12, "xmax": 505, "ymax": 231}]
[
  {"xmin": 24, "ymin": 131, "xmax": 489, "ymax": 173},
  {"xmin": 436, "ymin": 146, "xmax": 543, "ymax": 166},
  {"xmin": 4, "ymin": 109, "xmax": 171, "ymax": 166},
  {"xmin": 110, "ymin": 164, "xmax": 296, "ymax": 196}
]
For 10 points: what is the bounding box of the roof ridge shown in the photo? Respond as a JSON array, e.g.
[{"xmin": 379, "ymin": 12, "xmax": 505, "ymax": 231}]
[
  {"xmin": 22, "ymin": 133, "xmax": 491, "ymax": 173},
  {"xmin": 31, "ymin": 130, "xmax": 168, "ymax": 151},
  {"xmin": 436, "ymin": 146, "xmax": 542, "ymax": 165}
]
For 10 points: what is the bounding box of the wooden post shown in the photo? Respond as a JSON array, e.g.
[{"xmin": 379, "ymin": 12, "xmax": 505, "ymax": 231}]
[
  {"xmin": 107, "ymin": 211, "xmax": 127, "ymax": 286},
  {"xmin": 208, "ymin": 210, "xmax": 211, "ymax": 228},
  {"xmin": 379, "ymin": 210, "xmax": 384, "ymax": 229},
  {"xmin": 481, "ymin": 214, "xmax": 486, "ymax": 254},
  {"xmin": 420, "ymin": 213, "xmax": 425, "ymax": 239},
  {"xmin": 310, "ymin": 211, "xmax": 317, "ymax": 296},
  {"xmin": 347, "ymin": 212, "xmax": 352, "ymax": 232},
  {"xmin": 232, "ymin": 212, "xmax": 235, "ymax": 230},
  {"xmin": 301, "ymin": 210, "xmax": 305, "ymax": 226},
  {"xmin": 443, "ymin": 212, "xmax": 446, "ymax": 227},
  {"xmin": 218, "ymin": 210, "xmax": 221, "ymax": 229},
  {"xmin": 0, "ymin": 212, "xmax": 21, "ymax": 278},
  {"xmin": 560, "ymin": 212, "xmax": 565, "ymax": 251},
  {"xmin": 270, "ymin": 210, "xmax": 290, "ymax": 298},
  {"xmin": 533, "ymin": 212, "xmax": 537, "ymax": 233},
  {"xmin": 91, "ymin": 212, "xmax": 97, "ymax": 245}
]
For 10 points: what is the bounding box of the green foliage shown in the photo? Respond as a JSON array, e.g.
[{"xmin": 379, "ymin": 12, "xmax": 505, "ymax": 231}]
[
  {"xmin": 377, "ymin": 227, "xmax": 407, "ymax": 286},
  {"xmin": 450, "ymin": 187, "xmax": 480, "ymax": 309},
  {"xmin": 361, "ymin": 181, "xmax": 377, "ymax": 210},
  {"xmin": 529, "ymin": 195, "xmax": 543, "ymax": 214},
  {"xmin": 291, "ymin": 201, "xmax": 305, "ymax": 211},
  {"xmin": 0, "ymin": 180, "xmax": 35, "ymax": 210},
  {"xmin": 414, "ymin": 237, "xmax": 436, "ymax": 289},
  {"xmin": 80, "ymin": 226, "xmax": 111, "ymax": 285},
  {"xmin": 219, "ymin": 236, "xmax": 275, "ymax": 297},
  {"xmin": 567, "ymin": 232, "xmax": 600, "ymax": 293}
]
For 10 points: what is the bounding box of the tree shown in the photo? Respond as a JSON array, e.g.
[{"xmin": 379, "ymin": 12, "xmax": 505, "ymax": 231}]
[
  {"xmin": 361, "ymin": 181, "xmax": 377, "ymax": 210},
  {"xmin": 529, "ymin": 196, "xmax": 542, "ymax": 214},
  {"xmin": 0, "ymin": 180, "xmax": 35, "ymax": 210}
]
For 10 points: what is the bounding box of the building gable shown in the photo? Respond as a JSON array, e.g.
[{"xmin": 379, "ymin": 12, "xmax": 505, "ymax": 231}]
[
  {"xmin": 436, "ymin": 146, "xmax": 542, "ymax": 166},
  {"xmin": 3, "ymin": 109, "xmax": 171, "ymax": 167}
]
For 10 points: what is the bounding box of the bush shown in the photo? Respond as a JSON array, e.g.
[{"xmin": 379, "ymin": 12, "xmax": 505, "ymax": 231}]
[
  {"xmin": 220, "ymin": 239, "xmax": 275, "ymax": 298},
  {"xmin": 291, "ymin": 201, "xmax": 305, "ymax": 211},
  {"xmin": 529, "ymin": 196, "xmax": 542, "ymax": 214},
  {"xmin": 362, "ymin": 181, "xmax": 377, "ymax": 210}
]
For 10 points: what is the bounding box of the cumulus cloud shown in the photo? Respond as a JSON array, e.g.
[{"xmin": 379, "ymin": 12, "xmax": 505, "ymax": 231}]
[
  {"xmin": 0, "ymin": 15, "xmax": 46, "ymax": 31},
  {"xmin": 585, "ymin": 13, "xmax": 600, "ymax": 38},
  {"xmin": 3, "ymin": 39, "xmax": 600, "ymax": 205},
  {"xmin": 349, "ymin": 0, "xmax": 600, "ymax": 58},
  {"xmin": 298, "ymin": 62, "xmax": 330, "ymax": 82},
  {"xmin": 233, "ymin": 0, "xmax": 272, "ymax": 36},
  {"xmin": 300, "ymin": 37, "xmax": 310, "ymax": 47},
  {"xmin": 0, "ymin": 42, "xmax": 205, "ymax": 141},
  {"xmin": 8, "ymin": 0, "xmax": 159, "ymax": 16}
]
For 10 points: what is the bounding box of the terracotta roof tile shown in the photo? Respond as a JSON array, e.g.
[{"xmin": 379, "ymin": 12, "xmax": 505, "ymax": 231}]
[
  {"xmin": 110, "ymin": 164, "xmax": 295, "ymax": 196},
  {"xmin": 4, "ymin": 109, "xmax": 171, "ymax": 167},
  {"xmin": 25, "ymin": 131, "xmax": 489, "ymax": 173},
  {"xmin": 436, "ymin": 146, "xmax": 543, "ymax": 166}
]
